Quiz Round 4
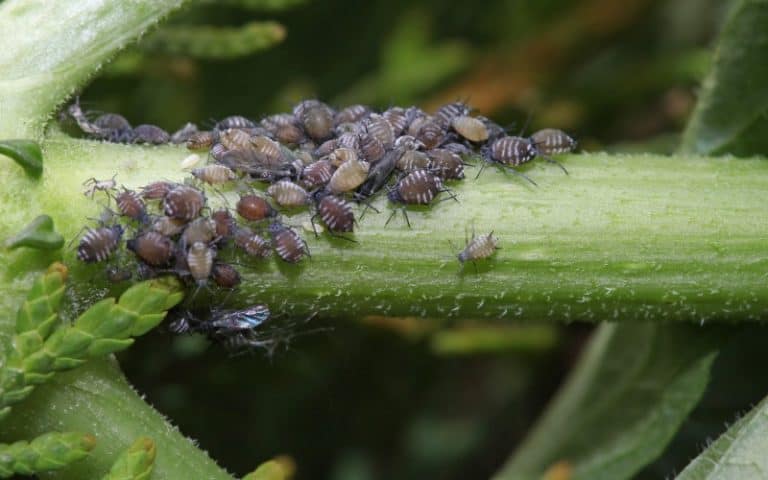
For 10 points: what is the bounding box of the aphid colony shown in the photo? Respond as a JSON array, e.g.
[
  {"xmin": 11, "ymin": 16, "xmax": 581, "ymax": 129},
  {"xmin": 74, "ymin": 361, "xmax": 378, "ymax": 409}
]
[{"xmin": 69, "ymin": 99, "xmax": 576, "ymax": 348}]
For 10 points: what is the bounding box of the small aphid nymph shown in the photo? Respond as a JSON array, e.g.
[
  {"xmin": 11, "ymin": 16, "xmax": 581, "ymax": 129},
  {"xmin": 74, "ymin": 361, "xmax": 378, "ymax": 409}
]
[
  {"xmin": 269, "ymin": 222, "xmax": 309, "ymax": 263},
  {"xmin": 76, "ymin": 225, "xmax": 123, "ymax": 263},
  {"xmin": 133, "ymin": 124, "xmax": 170, "ymax": 145},
  {"xmin": 529, "ymin": 128, "xmax": 577, "ymax": 156},
  {"xmin": 191, "ymin": 164, "xmax": 237, "ymax": 185},
  {"xmin": 115, "ymin": 188, "xmax": 147, "ymax": 221},
  {"xmin": 458, "ymin": 231, "xmax": 499, "ymax": 264},
  {"xmin": 127, "ymin": 231, "xmax": 174, "ymax": 266},
  {"xmin": 267, "ymin": 180, "xmax": 311, "ymax": 208},
  {"xmin": 236, "ymin": 194, "xmax": 277, "ymax": 222},
  {"xmin": 82, "ymin": 176, "xmax": 117, "ymax": 198},
  {"xmin": 163, "ymin": 185, "xmax": 206, "ymax": 221}
]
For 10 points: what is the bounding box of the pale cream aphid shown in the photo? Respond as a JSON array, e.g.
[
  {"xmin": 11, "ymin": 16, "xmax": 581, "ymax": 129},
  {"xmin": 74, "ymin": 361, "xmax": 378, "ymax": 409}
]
[
  {"xmin": 267, "ymin": 180, "xmax": 311, "ymax": 208},
  {"xmin": 458, "ymin": 231, "xmax": 499, "ymax": 265},
  {"xmin": 187, "ymin": 241, "xmax": 216, "ymax": 286},
  {"xmin": 82, "ymin": 175, "xmax": 117, "ymax": 198},
  {"xmin": 451, "ymin": 115, "xmax": 489, "ymax": 142},
  {"xmin": 191, "ymin": 164, "xmax": 237, "ymax": 185},
  {"xmin": 180, "ymin": 153, "xmax": 202, "ymax": 170}
]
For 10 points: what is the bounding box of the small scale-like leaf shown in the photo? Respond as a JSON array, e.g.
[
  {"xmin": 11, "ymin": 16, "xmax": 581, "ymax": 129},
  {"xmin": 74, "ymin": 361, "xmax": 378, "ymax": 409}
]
[
  {"xmin": 0, "ymin": 140, "xmax": 43, "ymax": 177},
  {"xmin": 0, "ymin": 431, "xmax": 95, "ymax": 478},
  {"xmin": 680, "ymin": 0, "xmax": 768, "ymax": 155},
  {"xmin": 4, "ymin": 215, "xmax": 64, "ymax": 251},
  {"xmin": 243, "ymin": 459, "xmax": 292, "ymax": 480},
  {"xmin": 102, "ymin": 436, "xmax": 156, "ymax": 480},
  {"xmin": 675, "ymin": 395, "xmax": 768, "ymax": 479}
]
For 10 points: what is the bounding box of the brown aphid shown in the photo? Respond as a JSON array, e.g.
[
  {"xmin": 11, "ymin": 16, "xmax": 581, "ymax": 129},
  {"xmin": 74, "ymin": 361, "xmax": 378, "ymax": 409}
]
[
  {"xmin": 406, "ymin": 114, "xmax": 430, "ymax": 137},
  {"xmin": 211, "ymin": 209, "xmax": 235, "ymax": 239},
  {"xmin": 358, "ymin": 132, "xmax": 385, "ymax": 163},
  {"xmin": 94, "ymin": 113, "xmax": 131, "ymax": 131},
  {"xmin": 394, "ymin": 135, "xmax": 425, "ymax": 151},
  {"xmin": 187, "ymin": 241, "xmax": 216, "ymax": 285},
  {"xmin": 236, "ymin": 194, "xmax": 276, "ymax": 222},
  {"xmin": 211, "ymin": 263, "xmax": 241, "ymax": 288},
  {"xmin": 181, "ymin": 217, "xmax": 218, "ymax": 247},
  {"xmin": 210, "ymin": 143, "xmax": 229, "ymax": 162},
  {"xmin": 274, "ymin": 123, "xmax": 305, "ymax": 145},
  {"xmin": 191, "ymin": 164, "xmax": 237, "ymax": 185},
  {"xmin": 434, "ymin": 101, "xmax": 471, "ymax": 128},
  {"xmin": 219, "ymin": 128, "xmax": 254, "ymax": 152},
  {"xmin": 442, "ymin": 142, "xmax": 473, "ymax": 157},
  {"xmin": 397, "ymin": 150, "xmax": 431, "ymax": 172},
  {"xmin": 388, "ymin": 170, "xmax": 444, "ymax": 205},
  {"xmin": 326, "ymin": 158, "xmax": 370, "ymax": 194},
  {"xmin": 300, "ymin": 160, "xmax": 333, "ymax": 189},
  {"xmin": 187, "ymin": 131, "xmax": 216, "ymax": 150},
  {"xmin": 115, "ymin": 188, "xmax": 147, "ymax": 221},
  {"xmin": 133, "ymin": 124, "xmax": 170, "ymax": 144},
  {"xmin": 76, "ymin": 225, "xmax": 123, "ymax": 263},
  {"xmin": 364, "ymin": 114, "xmax": 395, "ymax": 149},
  {"xmin": 458, "ymin": 231, "xmax": 499, "ymax": 264},
  {"xmin": 163, "ymin": 185, "xmax": 206, "ymax": 221},
  {"xmin": 250, "ymin": 135, "xmax": 284, "ymax": 166},
  {"xmin": 140, "ymin": 181, "xmax": 174, "ymax": 200},
  {"xmin": 530, "ymin": 128, "xmax": 577, "ymax": 155},
  {"xmin": 268, "ymin": 222, "xmax": 309, "ymax": 263},
  {"xmin": 234, "ymin": 227, "xmax": 272, "ymax": 258},
  {"xmin": 451, "ymin": 115, "xmax": 489, "ymax": 142},
  {"xmin": 327, "ymin": 147, "xmax": 358, "ymax": 167},
  {"xmin": 317, "ymin": 194, "xmax": 355, "ymax": 233},
  {"xmin": 301, "ymin": 104, "xmax": 335, "ymax": 141},
  {"xmin": 267, "ymin": 180, "xmax": 310, "ymax": 208},
  {"xmin": 151, "ymin": 216, "xmax": 186, "ymax": 237},
  {"xmin": 415, "ymin": 120, "xmax": 447, "ymax": 149},
  {"xmin": 428, "ymin": 149, "xmax": 465, "ymax": 180},
  {"xmin": 383, "ymin": 106, "xmax": 408, "ymax": 135},
  {"xmin": 334, "ymin": 104, "xmax": 370, "ymax": 125},
  {"xmin": 314, "ymin": 138, "xmax": 338, "ymax": 158},
  {"xmin": 127, "ymin": 231, "xmax": 174, "ymax": 266}
]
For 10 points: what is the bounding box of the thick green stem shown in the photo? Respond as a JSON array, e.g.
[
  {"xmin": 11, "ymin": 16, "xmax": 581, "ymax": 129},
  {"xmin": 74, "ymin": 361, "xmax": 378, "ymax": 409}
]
[
  {"xmin": 0, "ymin": 0, "xmax": 185, "ymax": 139},
  {"xmin": 2, "ymin": 134, "xmax": 768, "ymax": 327}
]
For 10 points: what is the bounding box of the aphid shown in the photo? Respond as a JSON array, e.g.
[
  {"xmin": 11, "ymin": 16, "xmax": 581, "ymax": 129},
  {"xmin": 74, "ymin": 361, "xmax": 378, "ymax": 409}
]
[
  {"xmin": 267, "ymin": 180, "xmax": 310, "ymax": 208},
  {"xmin": 151, "ymin": 216, "xmax": 187, "ymax": 237},
  {"xmin": 364, "ymin": 114, "xmax": 395, "ymax": 149},
  {"xmin": 529, "ymin": 128, "xmax": 577, "ymax": 155},
  {"xmin": 434, "ymin": 101, "xmax": 471, "ymax": 128},
  {"xmin": 357, "ymin": 132, "xmax": 385, "ymax": 163},
  {"xmin": 336, "ymin": 131, "xmax": 360, "ymax": 150},
  {"xmin": 76, "ymin": 225, "xmax": 123, "ymax": 263},
  {"xmin": 115, "ymin": 188, "xmax": 147, "ymax": 221},
  {"xmin": 215, "ymin": 115, "xmax": 256, "ymax": 130},
  {"xmin": 394, "ymin": 135, "xmax": 425, "ymax": 151},
  {"xmin": 388, "ymin": 170, "xmax": 445, "ymax": 206},
  {"xmin": 191, "ymin": 164, "xmax": 237, "ymax": 185},
  {"xmin": 428, "ymin": 149, "xmax": 465, "ymax": 180},
  {"xmin": 334, "ymin": 104, "xmax": 370, "ymax": 125},
  {"xmin": 268, "ymin": 222, "xmax": 309, "ymax": 263},
  {"xmin": 292, "ymin": 99, "xmax": 326, "ymax": 120},
  {"xmin": 335, "ymin": 122, "xmax": 364, "ymax": 137},
  {"xmin": 476, "ymin": 115, "xmax": 507, "ymax": 141},
  {"xmin": 382, "ymin": 106, "xmax": 408, "ymax": 135},
  {"xmin": 234, "ymin": 227, "xmax": 272, "ymax": 258},
  {"xmin": 451, "ymin": 115, "xmax": 489, "ymax": 142},
  {"xmin": 94, "ymin": 113, "xmax": 131, "ymax": 132},
  {"xmin": 127, "ymin": 231, "xmax": 174, "ymax": 266},
  {"xmin": 458, "ymin": 231, "xmax": 499, "ymax": 264},
  {"xmin": 415, "ymin": 120, "xmax": 447, "ymax": 149},
  {"xmin": 211, "ymin": 263, "xmax": 241, "ymax": 289},
  {"xmin": 314, "ymin": 138, "xmax": 338, "ymax": 158},
  {"xmin": 163, "ymin": 185, "xmax": 206, "ymax": 221},
  {"xmin": 181, "ymin": 217, "xmax": 218, "ymax": 247},
  {"xmin": 170, "ymin": 122, "xmax": 199, "ymax": 144},
  {"xmin": 82, "ymin": 175, "xmax": 117, "ymax": 198},
  {"xmin": 316, "ymin": 194, "xmax": 355, "ymax": 233},
  {"xmin": 481, "ymin": 136, "xmax": 539, "ymax": 185},
  {"xmin": 397, "ymin": 150, "xmax": 431, "ymax": 172},
  {"xmin": 327, "ymin": 147, "xmax": 358, "ymax": 167},
  {"xmin": 140, "ymin": 181, "xmax": 174, "ymax": 200},
  {"xmin": 106, "ymin": 266, "xmax": 132, "ymax": 283},
  {"xmin": 236, "ymin": 194, "xmax": 277, "ymax": 222},
  {"xmin": 442, "ymin": 142, "xmax": 473, "ymax": 157},
  {"xmin": 219, "ymin": 128, "xmax": 254, "ymax": 152},
  {"xmin": 133, "ymin": 124, "xmax": 170, "ymax": 144},
  {"xmin": 273, "ymin": 123, "xmax": 305, "ymax": 145},
  {"xmin": 326, "ymin": 158, "xmax": 370, "ymax": 194},
  {"xmin": 301, "ymin": 103, "xmax": 335, "ymax": 142},
  {"xmin": 356, "ymin": 147, "xmax": 403, "ymax": 200},
  {"xmin": 300, "ymin": 160, "xmax": 333, "ymax": 189},
  {"xmin": 250, "ymin": 135, "xmax": 285, "ymax": 167},
  {"xmin": 186, "ymin": 131, "xmax": 216, "ymax": 150},
  {"xmin": 211, "ymin": 209, "xmax": 235, "ymax": 239},
  {"xmin": 210, "ymin": 143, "xmax": 229, "ymax": 162},
  {"xmin": 186, "ymin": 241, "xmax": 215, "ymax": 285},
  {"xmin": 261, "ymin": 113, "xmax": 299, "ymax": 132},
  {"xmin": 67, "ymin": 100, "xmax": 101, "ymax": 135},
  {"xmin": 180, "ymin": 153, "xmax": 202, "ymax": 170}
]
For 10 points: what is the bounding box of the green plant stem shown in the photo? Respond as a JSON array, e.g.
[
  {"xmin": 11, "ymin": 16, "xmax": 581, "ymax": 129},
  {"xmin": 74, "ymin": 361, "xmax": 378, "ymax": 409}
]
[
  {"xmin": 3, "ymin": 134, "xmax": 768, "ymax": 325},
  {"xmin": 0, "ymin": 0, "xmax": 186, "ymax": 139}
]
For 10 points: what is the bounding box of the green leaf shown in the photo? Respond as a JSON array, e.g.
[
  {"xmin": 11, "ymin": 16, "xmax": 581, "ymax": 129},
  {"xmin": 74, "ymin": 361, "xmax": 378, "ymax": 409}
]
[
  {"xmin": 0, "ymin": 431, "xmax": 95, "ymax": 478},
  {"xmin": 676, "ymin": 395, "xmax": 768, "ymax": 479},
  {"xmin": 493, "ymin": 323, "xmax": 725, "ymax": 480},
  {"xmin": 680, "ymin": 0, "xmax": 768, "ymax": 155},
  {"xmin": 4, "ymin": 215, "xmax": 64, "ymax": 251},
  {"xmin": 0, "ymin": 139, "xmax": 42, "ymax": 177},
  {"xmin": 102, "ymin": 436, "xmax": 156, "ymax": 480},
  {"xmin": 242, "ymin": 459, "xmax": 292, "ymax": 480}
]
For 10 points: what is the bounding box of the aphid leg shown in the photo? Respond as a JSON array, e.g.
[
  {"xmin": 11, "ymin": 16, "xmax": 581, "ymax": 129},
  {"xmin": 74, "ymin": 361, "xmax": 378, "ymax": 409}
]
[
  {"xmin": 384, "ymin": 209, "xmax": 398, "ymax": 227},
  {"xmin": 309, "ymin": 213, "xmax": 321, "ymax": 238},
  {"xmin": 541, "ymin": 155, "xmax": 569, "ymax": 175},
  {"xmin": 474, "ymin": 161, "xmax": 490, "ymax": 180},
  {"xmin": 501, "ymin": 166, "xmax": 538, "ymax": 187},
  {"xmin": 358, "ymin": 199, "xmax": 381, "ymax": 221}
]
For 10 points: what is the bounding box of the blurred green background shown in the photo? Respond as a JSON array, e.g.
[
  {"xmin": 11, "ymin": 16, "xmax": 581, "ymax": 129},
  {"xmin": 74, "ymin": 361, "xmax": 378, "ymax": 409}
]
[{"xmin": 70, "ymin": 0, "xmax": 746, "ymax": 478}]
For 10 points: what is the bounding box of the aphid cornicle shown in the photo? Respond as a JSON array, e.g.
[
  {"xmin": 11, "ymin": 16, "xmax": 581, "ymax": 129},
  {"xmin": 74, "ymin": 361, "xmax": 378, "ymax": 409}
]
[
  {"xmin": 529, "ymin": 128, "xmax": 577, "ymax": 155},
  {"xmin": 82, "ymin": 176, "xmax": 117, "ymax": 198},
  {"xmin": 269, "ymin": 222, "xmax": 309, "ymax": 263},
  {"xmin": 211, "ymin": 263, "xmax": 241, "ymax": 289},
  {"xmin": 326, "ymin": 158, "xmax": 370, "ymax": 194},
  {"xmin": 127, "ymin": 231, "xmax": 174, "ymax": 266},
  {"xmin": 267, "ymin": 180, "xmax": 310, "ymax": 208},
  {"xmin": 236, "ymin": 194, "xmax": 277, "ymax": 222},
  {"xmin": 191, "ymin": 164, "xmax": 237, "ymax": 185},
  {"xmin": 77, "ymin": 225, "xmax": 123, "ymax": 263},
  {"xmin": 132, "ymin": 124, "xmax": 170, "ymax": 144},
  {"xmin": 163, "ymin": 185, "xmax": 206, "ymax": 221},
  {"xmin": 234, "ymin": 227, "xmax": 272, "ymax": 258},
  {"xmin": 317, "ymin": 194, "xmax": 355, "ymax": 233},
  {"xmin": 458, "ymin": 231, "xmax": 499, "ymax": 264},
  {"xmin": 115, "ymin": 188, "xmax": 147, "ymax": 221},
  {"xmin": 187, "ymin": 241, "xmax": 216, "ymax": 285},
  {"xmin": 140, "ymin": 181, "xmax": 174, "ymax": 200},
  {"xmin": 451, "ymin": 115, "xmax": 489, "ymax": 142}
]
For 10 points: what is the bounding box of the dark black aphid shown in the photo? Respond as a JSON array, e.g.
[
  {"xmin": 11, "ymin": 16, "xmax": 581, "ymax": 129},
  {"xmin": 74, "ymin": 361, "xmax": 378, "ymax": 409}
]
[
  {"xmin": 355, "ymin": 147, "xmax": 403, "ymax": 201},
  {"xmin": 208, "ymin": 305, "xmax": 271, "ymax": 334},
  {"xmin": 268, "ymin": 222, "xmax": 309, "ymax": 263},
  {"xmin": 76, "ymin": 225, "xmax": 123, "ymax": 263},
  {"xmin": 132, "ymin": 124, "xmax": 170, "ymax": 145},
  {"xmin": 163, "ymin": 185, "xmax": 206, "ymax": 221},
  {"xmin": 127, "ymin": 231, "xmax": 174, "ymax": 266}
]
